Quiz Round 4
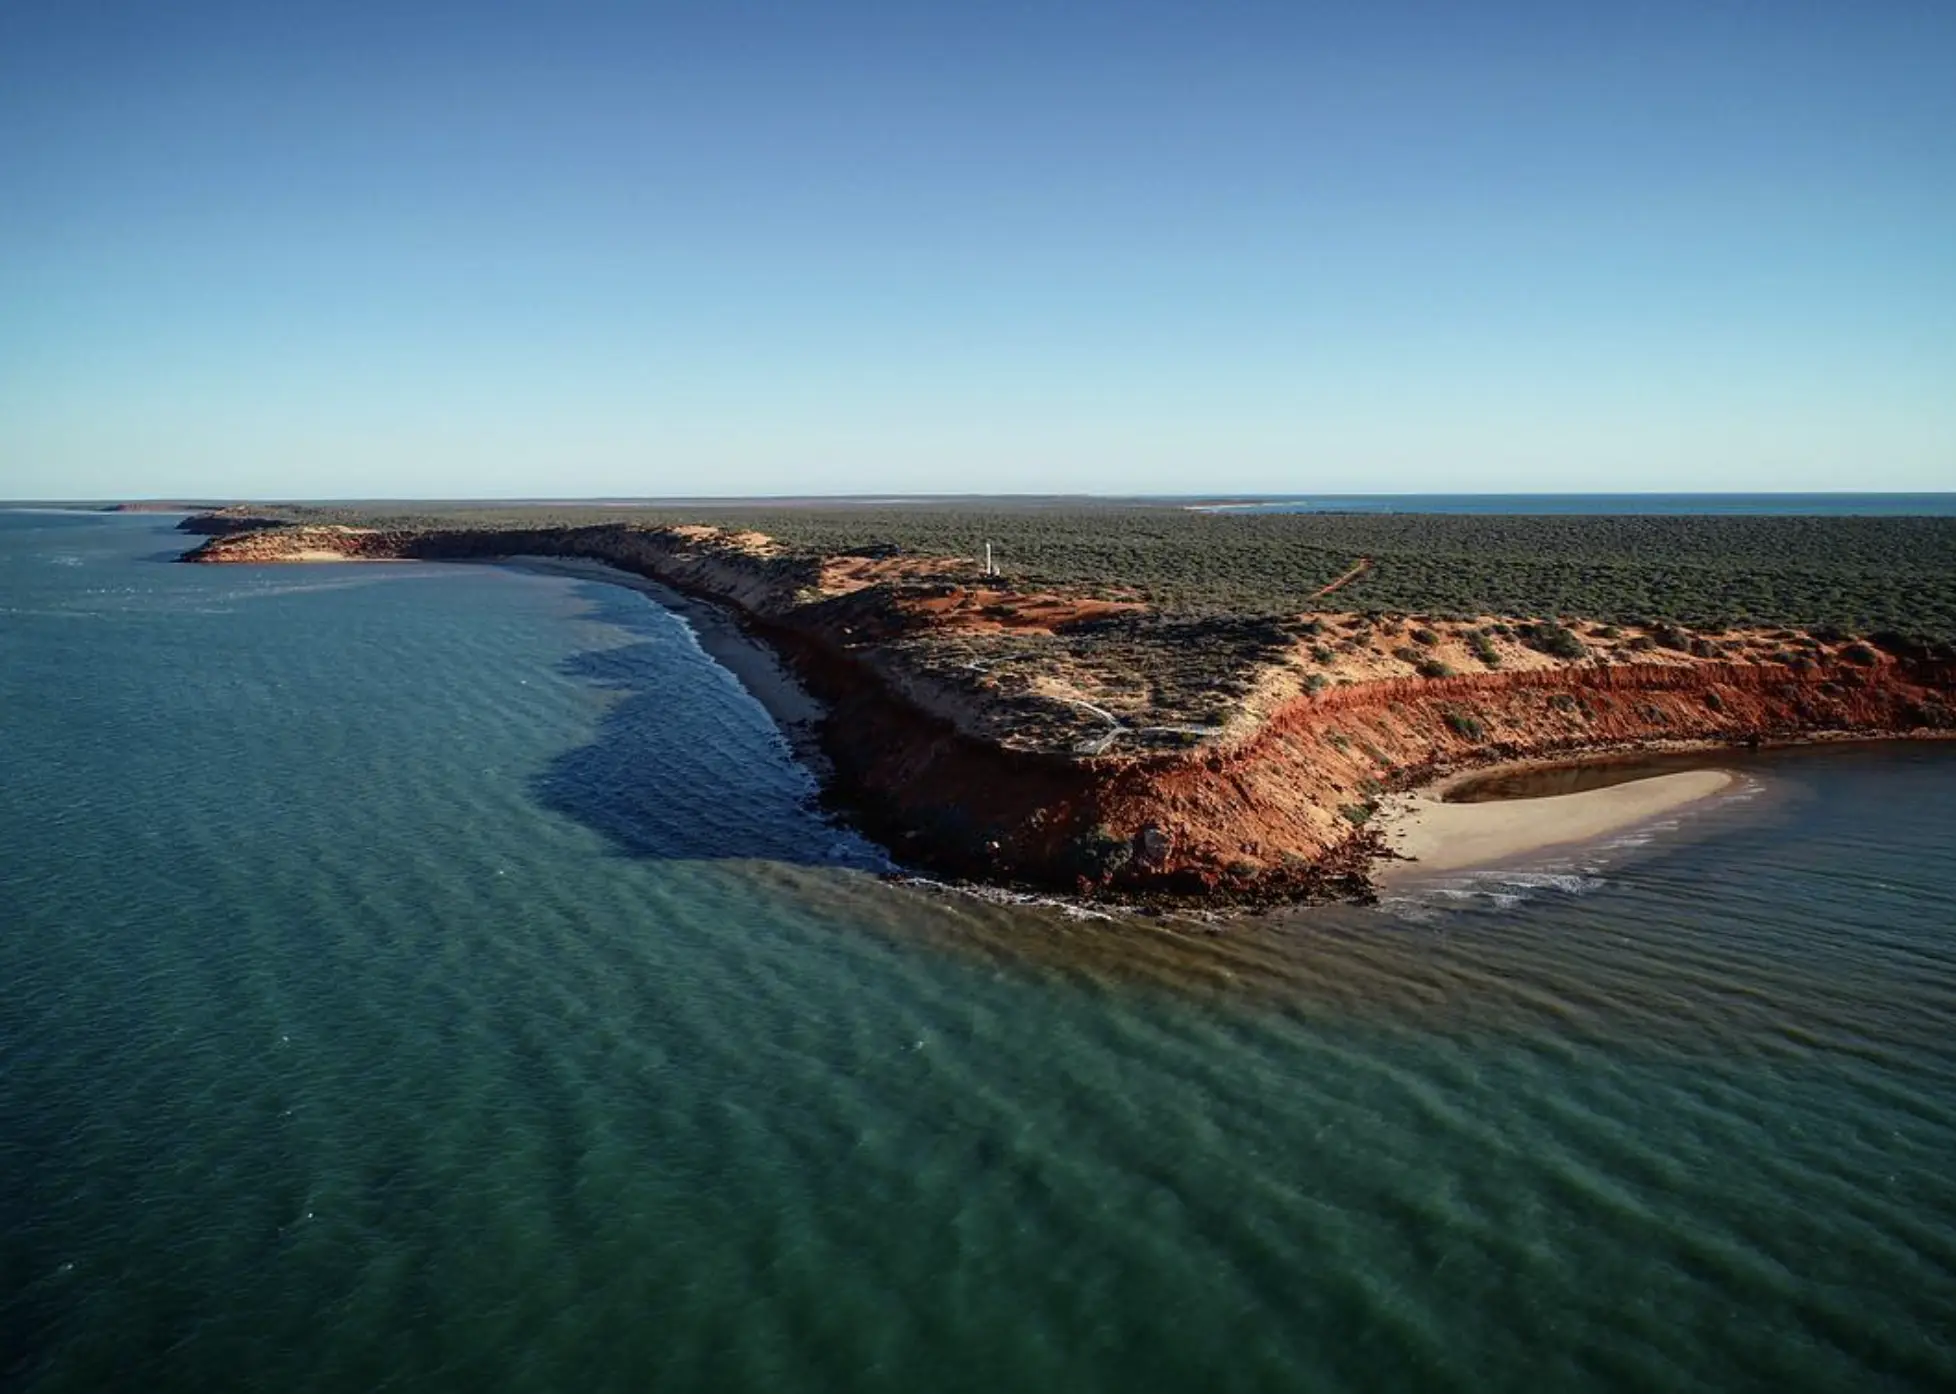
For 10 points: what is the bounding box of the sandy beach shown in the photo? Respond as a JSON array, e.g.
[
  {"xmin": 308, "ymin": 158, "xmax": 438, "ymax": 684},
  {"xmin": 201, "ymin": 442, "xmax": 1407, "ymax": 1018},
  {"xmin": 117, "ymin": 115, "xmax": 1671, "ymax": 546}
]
[{"xmin": 1375, "ymin": 769, "xmax": 1736, "ymax": 878}]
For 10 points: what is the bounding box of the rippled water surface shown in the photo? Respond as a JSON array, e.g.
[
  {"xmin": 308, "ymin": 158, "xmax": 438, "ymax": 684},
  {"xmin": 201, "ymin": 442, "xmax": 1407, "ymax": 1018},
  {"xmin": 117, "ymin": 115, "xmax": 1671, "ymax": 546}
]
[{"xmin": 3, "ymin": 512, "xmax": 1953, "ymax": 1392}]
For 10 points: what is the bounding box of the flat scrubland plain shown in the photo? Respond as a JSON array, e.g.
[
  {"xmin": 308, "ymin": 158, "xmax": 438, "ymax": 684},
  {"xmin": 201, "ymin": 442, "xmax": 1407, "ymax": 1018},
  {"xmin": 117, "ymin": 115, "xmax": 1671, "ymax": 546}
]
[{"xmin": 212, "ymin": 500, "xmax": 1956, "ymax": 640}]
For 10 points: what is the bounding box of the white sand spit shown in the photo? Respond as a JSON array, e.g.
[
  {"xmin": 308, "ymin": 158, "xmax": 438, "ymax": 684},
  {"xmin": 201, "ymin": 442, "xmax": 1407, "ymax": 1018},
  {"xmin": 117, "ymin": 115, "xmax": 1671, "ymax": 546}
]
[{"xmin": 1376, "ymin": 769, "xmax": 1734, "ymax": 877}]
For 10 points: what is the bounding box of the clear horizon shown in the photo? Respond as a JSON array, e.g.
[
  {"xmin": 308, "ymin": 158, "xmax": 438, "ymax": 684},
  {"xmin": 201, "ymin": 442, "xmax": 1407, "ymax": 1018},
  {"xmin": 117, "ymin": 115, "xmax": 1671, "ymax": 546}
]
[
  {"xmin": 4, "ymin": 1, "xmax": 1952, "ymax": 500},
  {"xmin": 13, "ymin": 489, "xmax": 1956, "ymax": 509}
]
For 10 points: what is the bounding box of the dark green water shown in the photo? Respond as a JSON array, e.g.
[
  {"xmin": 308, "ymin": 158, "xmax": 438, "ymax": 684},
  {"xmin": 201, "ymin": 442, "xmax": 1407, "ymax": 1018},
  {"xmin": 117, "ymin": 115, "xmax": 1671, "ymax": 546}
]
[{"xmin": 4, "ymin": 512, "xmax": 1953, "ymax": 1393}]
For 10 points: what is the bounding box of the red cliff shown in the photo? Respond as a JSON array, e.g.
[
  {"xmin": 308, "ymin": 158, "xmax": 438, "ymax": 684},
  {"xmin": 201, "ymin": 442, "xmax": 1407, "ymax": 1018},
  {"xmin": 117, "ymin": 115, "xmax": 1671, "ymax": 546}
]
[{"xmin": 181, "ymin": 517, "xmax": 1956, "ymax": 904}]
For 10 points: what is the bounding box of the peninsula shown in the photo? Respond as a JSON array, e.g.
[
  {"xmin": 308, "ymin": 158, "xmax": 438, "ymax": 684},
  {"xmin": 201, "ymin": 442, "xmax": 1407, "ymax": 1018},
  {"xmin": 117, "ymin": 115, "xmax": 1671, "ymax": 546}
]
[{"xmin": 179, "ymin": 503, "xmax": 1956, "ymax": 904}]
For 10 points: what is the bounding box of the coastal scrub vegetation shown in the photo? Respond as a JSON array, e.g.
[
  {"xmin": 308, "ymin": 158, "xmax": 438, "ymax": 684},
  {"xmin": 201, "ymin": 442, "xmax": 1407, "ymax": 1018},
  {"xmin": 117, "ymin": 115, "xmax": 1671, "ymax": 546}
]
[{"xmin": 198, "ymin": 502, "xmax": 1956, "ymax": 641}]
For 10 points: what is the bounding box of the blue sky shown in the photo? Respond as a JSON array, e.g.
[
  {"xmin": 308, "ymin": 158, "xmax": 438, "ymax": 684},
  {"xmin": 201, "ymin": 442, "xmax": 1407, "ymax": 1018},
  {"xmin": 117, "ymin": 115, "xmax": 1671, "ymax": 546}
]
[{"xmin": 2, "ymin": 0, "xmax": 1951, "ymax": 499}]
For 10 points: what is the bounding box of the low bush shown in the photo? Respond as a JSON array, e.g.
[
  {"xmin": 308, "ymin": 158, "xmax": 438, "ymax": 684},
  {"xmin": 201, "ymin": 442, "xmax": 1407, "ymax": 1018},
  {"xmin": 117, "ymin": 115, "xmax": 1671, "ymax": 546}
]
[
  {"xmin": 203, "ymin": 503, "xmax": 1956, "ymax": 640},
  {"xmin": 1520, "ymin": 622, "xmax": 1587, "ymax": 660}
]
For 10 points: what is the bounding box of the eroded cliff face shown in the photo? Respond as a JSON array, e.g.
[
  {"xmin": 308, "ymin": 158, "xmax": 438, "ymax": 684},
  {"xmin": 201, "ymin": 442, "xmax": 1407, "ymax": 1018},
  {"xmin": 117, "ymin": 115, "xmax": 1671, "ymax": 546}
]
[
  {"xmin": 804, "ymin": 657, "xmax": 1954, "ymax": 903},
  {"xmin": 181, "ymin": 516, "xmax": 1956, "ymax": 904}
]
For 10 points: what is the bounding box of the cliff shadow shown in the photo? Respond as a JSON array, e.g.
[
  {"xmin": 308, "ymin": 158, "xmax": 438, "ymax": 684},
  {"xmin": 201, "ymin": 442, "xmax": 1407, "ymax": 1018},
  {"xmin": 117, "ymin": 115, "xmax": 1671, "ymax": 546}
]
[{"xmin": 529, "ymin": 579, "xmax": 885, "ymax": 872}]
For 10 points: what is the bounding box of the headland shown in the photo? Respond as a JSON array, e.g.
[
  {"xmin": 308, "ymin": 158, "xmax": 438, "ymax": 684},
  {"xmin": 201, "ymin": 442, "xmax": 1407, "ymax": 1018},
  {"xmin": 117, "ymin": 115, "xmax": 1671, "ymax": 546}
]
[{"xmin": 177, "ymin": 503, "xmax": 1956, "ymax": 905}]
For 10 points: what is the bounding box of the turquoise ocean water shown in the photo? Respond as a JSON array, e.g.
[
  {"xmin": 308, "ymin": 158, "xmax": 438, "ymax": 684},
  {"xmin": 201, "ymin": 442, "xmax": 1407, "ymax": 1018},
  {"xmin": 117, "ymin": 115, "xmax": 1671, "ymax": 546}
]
[{"xmin": 3, "ymin": 511, "xmax": 1953, "ymax": 1392}]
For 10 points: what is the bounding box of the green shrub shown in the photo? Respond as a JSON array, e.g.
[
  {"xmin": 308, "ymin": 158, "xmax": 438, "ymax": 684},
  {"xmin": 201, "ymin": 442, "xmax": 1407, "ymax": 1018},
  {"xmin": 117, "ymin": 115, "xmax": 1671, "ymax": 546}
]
[
  {"xmin": 205, "ymin": 504, "xmax": 1956, "ymax": 641},
  {"xmin": 1443, "ymin": 708, "xmax": 1486, "ymax": 741},
  {"xmin": 1520, "ymin": 622, "xmax": 1587, "ymax": 660}
]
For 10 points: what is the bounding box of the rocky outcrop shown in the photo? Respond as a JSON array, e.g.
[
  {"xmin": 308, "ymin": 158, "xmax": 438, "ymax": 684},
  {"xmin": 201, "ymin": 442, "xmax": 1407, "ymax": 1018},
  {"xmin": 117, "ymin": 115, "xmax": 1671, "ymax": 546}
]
[{"xmin": 180, "ymin": 517, "xmax": 1956, "ymax": 905}]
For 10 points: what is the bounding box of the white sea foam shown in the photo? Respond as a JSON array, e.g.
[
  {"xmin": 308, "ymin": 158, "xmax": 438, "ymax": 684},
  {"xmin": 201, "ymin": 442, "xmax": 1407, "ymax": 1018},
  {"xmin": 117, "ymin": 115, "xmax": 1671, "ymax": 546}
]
[{"xmin": 888, "ymin": 875, "xmax": 1119, "ymax": 921}]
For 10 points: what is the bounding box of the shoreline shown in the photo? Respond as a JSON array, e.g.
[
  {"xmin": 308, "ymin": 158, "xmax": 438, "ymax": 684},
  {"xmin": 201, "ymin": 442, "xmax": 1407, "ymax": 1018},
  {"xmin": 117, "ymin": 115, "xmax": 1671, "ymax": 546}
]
[
  {"xmin": 498, "ymin": 558, "xmax": 1895, "ymax": 900},
  {"xmin": 1374, "ymin": 768, "xmax": 1738, "ymax": 879},
  {"xmin": 494, "ymin": 555, "xmax": 831, "ymax": 771},
  {"xmin": 490, "ymin": 558, "xmax": 1797, "ymax": 903},
  {"xmin": 173, "ymin": 513, "xmax": 1956, "ymax": 909},
  {"xmin": 503, "ymin": 558, "xmax": 1919, "ymax": 903}
]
